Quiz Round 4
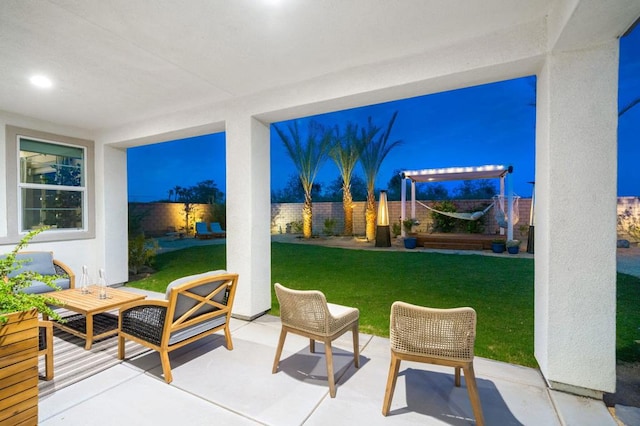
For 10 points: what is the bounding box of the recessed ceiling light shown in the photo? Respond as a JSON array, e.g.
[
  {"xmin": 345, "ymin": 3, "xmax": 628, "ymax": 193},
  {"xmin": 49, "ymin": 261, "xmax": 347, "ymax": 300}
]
[{"xmin": 30, "ymin": 75, "xmax": 53, "ymax": 88}]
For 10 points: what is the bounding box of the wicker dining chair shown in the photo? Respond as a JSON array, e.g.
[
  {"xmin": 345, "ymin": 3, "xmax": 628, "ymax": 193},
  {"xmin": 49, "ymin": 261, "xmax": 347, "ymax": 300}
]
[
  {"xmin": 382, "ymin": 301, "xmax": 484, "ymax": 425},
  {"xmin": 272, "ymin": 283, "xmax": 360, "ymax": 398}
]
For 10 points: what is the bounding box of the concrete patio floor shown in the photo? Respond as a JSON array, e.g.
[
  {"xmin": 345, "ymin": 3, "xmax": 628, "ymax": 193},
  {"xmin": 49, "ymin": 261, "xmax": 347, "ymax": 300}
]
[{"xmin": 38, "ymin": 289, "xmax": 617, "ymax": 425}]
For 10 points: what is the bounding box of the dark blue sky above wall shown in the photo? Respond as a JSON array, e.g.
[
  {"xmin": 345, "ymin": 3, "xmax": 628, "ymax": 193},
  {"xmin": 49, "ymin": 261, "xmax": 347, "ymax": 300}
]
[{"xmin": 128, "ymin": 28, "xmax": 639, "ymax": 202}]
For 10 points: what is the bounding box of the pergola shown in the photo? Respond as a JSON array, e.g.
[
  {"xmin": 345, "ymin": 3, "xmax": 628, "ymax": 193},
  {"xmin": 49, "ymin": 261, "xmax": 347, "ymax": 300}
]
[{"xmin": 400, "ymin": 165, "xmax": 516, "ymax": 239}]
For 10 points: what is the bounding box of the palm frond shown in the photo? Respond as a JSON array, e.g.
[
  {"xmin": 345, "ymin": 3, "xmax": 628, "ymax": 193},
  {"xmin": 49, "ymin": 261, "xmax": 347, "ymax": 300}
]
[
  {"xmin": 330, "ymin": 122, "xmax": 361, "ymax": 188},
  {"xmin": 274, "ymin": 120, "xmax": 333, "ymax": 196},
  {"xmin": 359, "ymin": 111, "xmax": 402, "ymax": 191}
]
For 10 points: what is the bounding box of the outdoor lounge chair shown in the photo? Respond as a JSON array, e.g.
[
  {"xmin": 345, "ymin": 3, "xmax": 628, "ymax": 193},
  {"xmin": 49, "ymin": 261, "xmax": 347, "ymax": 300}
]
[
  {"xmin": 194, "ymin": 222, "xmax": 214, "ymax": 239},
  {"xmin": 118, "ymin": 270, "xmax": 239, "ymax": 383},
  {"xmin": 382, "ymin": 301, "xmax": 484, "ymax": 425},
  {"xmin": 272, "ymin": 283, "xmax": 360, "ymax": 398},
  {"xmin": 2, "ymin": 251, "xmax": 75, "ymax": 294},
  {"xmin": 209, "ymin": 222, "xmax": 226, "ymax": 237}
]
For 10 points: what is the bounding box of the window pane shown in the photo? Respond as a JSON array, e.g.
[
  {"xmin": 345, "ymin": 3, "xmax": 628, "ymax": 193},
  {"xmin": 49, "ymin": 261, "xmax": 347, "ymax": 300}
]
[
  {"xmin": 21, "ymin": 188, "xmax": 83, "ymax": 230},
  {"xmin": 20, "ymin": 139, "xmax": 84, "ymax": 186}
]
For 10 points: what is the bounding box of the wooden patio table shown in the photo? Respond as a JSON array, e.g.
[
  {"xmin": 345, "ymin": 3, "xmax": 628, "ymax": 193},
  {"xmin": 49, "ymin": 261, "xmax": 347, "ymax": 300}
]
[{"xmin": 43, "ymin": 286, "xmax": 146, "ymax": 350}]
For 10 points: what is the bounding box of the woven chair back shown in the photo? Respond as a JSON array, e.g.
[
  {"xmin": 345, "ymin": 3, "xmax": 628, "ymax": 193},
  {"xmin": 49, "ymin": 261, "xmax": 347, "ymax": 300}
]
[
  {"xmin": 390, "ymin": 301, "xmax": 476, "ymax": 362},
  {"xmin": 274, "ymin": 283, "xmax": 330, "ymax": 334}
]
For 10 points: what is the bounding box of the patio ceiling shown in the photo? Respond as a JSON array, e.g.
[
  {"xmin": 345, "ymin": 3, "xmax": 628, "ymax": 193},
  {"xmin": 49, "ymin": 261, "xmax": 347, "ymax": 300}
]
[{"xmin": 0, "ymin": 1, "xmax": 638, "ymax": 134}]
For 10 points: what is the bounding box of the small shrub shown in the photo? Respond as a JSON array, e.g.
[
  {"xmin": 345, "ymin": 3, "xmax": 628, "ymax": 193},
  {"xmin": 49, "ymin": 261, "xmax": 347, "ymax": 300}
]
[
  {"xmin": 402, "ymin": 218, "xmax": 419, "ymax": 234},
  {"xmin": 0, "ymin": 228, "xmax": 65, "ymax": 323},
  {"xmin": 323, "ymin": 218, "xmax": 337, "ymax": 236},
  {"xmin": 128, "ymin": 235, "xmax": 158, "ymax": 275},
  {"xmin": 290, "ymin": 220, "xmax": 303, "ymax": 234},
  {"xmin": 431, "ymin": 201, "xmax": 458, "ymax": 233},
  {"xmin": 391, "ymin": 222, "xmax": 401, "ymax": 237}
]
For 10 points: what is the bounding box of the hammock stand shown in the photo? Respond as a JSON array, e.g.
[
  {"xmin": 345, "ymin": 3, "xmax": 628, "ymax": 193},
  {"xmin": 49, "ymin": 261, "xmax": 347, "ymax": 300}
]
[{"xmin": 400, "ymin": 165, "xmax": 517, "ymax": 240}]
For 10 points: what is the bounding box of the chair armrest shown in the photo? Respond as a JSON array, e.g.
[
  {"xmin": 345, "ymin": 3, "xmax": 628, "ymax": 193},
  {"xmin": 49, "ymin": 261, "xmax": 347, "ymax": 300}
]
[
  {"xmin": 120, "ymin": 300, "xmax": 170, "ymax": 346},
  {"xmin": 38, "ymin": 320, "xmax": 53, "ymax": 331},
  {"xmin": 120, "ymin": 298, "xmax": 169, "ymax": 313},
  {"xmin": 53, "ymin": 259, "xmax": 76, "ymax": 288}
]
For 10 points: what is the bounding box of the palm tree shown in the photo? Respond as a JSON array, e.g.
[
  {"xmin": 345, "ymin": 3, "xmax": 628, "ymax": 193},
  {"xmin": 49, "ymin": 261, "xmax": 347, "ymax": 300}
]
[
  {"xmin": 274, "ymin": 120, "xmax": 333, "ymax": 238},
  {"xmin": 172, "ymin": 185, "xmax": 182, "ymax": 202},
  {"xmin": 330, "ymin": 123, "xmax": 362, "ymax": 235},
  {"xmin": 358, "ymin": 112, "xmax": 401, "ymax": 241}
]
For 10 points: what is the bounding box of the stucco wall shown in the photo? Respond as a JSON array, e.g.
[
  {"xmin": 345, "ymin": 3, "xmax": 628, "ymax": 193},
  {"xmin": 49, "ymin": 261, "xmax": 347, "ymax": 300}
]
[{"xmin": 0, "ymin": 113, "xmax": 103, "ymax": 284}]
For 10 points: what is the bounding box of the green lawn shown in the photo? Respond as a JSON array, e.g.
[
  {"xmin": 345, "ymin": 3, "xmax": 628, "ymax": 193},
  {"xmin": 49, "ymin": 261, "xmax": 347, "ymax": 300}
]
[{"xmin": 128, "ymin": 242, "xmax": 640, "ymax": 368}]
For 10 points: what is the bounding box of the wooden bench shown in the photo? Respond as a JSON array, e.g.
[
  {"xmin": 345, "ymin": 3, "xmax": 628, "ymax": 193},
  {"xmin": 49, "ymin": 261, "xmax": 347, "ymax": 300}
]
[{"xmin": 118, "ymin": 270, "xmax": 239, "ymax": 383}]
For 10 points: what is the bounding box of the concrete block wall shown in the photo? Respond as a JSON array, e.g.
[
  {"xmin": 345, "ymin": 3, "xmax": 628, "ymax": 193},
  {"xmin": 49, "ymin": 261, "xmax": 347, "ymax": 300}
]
[
  {"xmin": 271, "ymin": 198, "xmax": 533, "ymax": 240},
  {"xmin": 130, "ymin": 197, "xmax": 634, "ymax": 242}
]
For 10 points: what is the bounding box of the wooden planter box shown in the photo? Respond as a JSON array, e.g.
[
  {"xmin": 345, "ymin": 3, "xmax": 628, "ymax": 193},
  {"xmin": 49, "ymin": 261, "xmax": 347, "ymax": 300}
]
[{"xmin": 0, "ymin": 310, "xmax": 39, "ymax": 425}]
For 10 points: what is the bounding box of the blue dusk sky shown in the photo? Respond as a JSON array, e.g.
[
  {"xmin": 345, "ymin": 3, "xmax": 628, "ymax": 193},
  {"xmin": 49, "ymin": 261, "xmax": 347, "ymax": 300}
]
[{"xmin": 128, "ymin": 28, "xmax": 639, "ymax": 202}]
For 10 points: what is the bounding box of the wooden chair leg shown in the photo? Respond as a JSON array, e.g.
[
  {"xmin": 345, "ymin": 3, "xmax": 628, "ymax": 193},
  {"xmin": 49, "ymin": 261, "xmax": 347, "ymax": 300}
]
[
  {"xmin": 272, "ymin": 328, "xmax": 287, "ymax": 374},
  {"xmin": 159, "ymin": 350, "xmax": 173, "ymax": 383},
  {"xmin": 310, "ymin": 338, "xmax": 315, "ymax": 353},
  {"xmin": 223, "ymin": 323, "xmax": 234, "ymax": 350},
  {"xmin": 382, "ymin": 352, "xmax": 401, "ymax": 416},
  {"xmin": 44, "ymin": 325, "xmax": 53, "ymax": 381},
  {"xmin": 455, "ymin": 366, "xmax": 461, "ymax": 387},
  {"xmin": 118, "ymin": 334, "xmax": 125, "ymax": 360},
  {"xmin": 324, "ymin": 339, "xmax": 336, "ymax": 398},
  {"xmin": 352, "ymin": 322, "xmax": 360, "ymax": 368},
  {"xmin": 463, "ymin": 363, "xmax": 484, "ymax": 426}
]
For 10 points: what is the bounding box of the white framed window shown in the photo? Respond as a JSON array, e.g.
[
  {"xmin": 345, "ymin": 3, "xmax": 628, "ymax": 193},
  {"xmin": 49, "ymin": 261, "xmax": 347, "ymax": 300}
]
[
  {"xmin": 19, "ymin": 138, "xmax": 86, "ymax": 231},
  {"xmin": 3, "ymin": 125, "xmax": 95, "ymax": 243}
]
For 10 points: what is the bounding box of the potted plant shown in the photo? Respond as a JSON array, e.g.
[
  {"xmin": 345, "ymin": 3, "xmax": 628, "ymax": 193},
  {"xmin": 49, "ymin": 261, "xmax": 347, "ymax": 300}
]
[
  {"xmin": 402, "ymin": 218, "xmax": 419, "ymax": 249},
  {"xmin": 506, "ymin": 239, "xmax": 520, "ymax": 254},
  {"xmin": 491, "ymin": 238, "xmax": 506, "ymax": 253},
  {"xmin": 0, "ymin": 228, "xmax": 65, "ymax": 424}
]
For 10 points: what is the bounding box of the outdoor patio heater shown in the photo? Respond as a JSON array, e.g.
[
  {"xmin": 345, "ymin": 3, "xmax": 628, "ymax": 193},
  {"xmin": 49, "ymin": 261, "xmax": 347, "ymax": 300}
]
[{"xmin": 375, "ymin": 190, "xmax": 391, "ymax": 247}]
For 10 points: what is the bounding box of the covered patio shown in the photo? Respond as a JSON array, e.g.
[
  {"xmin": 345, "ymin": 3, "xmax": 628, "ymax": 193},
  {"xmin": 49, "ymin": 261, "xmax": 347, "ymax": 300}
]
[
  {"xmin": 1, "ymin": 0, "xmax": 640, "ymax": 418},
  {"xmin": 38, "ymin": 289, "xmax": 615, "ymax": 426}
]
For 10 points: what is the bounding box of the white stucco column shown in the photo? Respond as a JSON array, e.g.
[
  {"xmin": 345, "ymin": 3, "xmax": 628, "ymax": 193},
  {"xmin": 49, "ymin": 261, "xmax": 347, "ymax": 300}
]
[
  {"xmin": 535, "ymin": 40, "xmax": 618, "ymax": 397},
  {"xmin": 102, "ymin": 144, "xmax": 129, "ymax": 285},
  {"xmin": 225, "ymin": 112, "xmax": 272, "ymax": 319}
]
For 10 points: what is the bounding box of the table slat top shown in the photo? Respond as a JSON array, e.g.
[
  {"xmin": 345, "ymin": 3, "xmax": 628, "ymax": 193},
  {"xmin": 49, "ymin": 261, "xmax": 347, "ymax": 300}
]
[{"xmin": 48, "ymin": 286, "xmax": 146, "ymax": 314}]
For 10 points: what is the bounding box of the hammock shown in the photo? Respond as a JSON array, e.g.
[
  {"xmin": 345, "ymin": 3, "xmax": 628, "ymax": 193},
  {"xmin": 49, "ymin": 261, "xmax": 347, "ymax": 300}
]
[{"xmin": 416, "ymin": 200, "xmax": 495, "ymax": 221}]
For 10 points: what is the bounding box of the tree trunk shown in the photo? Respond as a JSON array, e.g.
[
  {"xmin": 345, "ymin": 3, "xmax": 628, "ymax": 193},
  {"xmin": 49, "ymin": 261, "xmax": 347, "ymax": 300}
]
[
  {"xmin": 303, "ymin": 194, "xmax": 313, "ymax": 239},
  {"xmin": 342, "ymin": 185, "xmax": 353, "ymax": 236},
  {"xmin": 365, "ymin": 191, "xmax": 376, "ymax": 241}
]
